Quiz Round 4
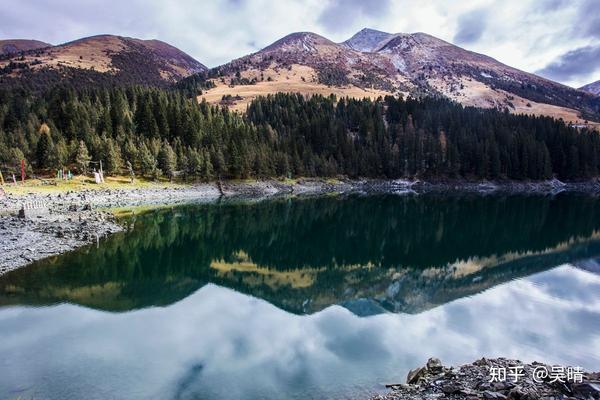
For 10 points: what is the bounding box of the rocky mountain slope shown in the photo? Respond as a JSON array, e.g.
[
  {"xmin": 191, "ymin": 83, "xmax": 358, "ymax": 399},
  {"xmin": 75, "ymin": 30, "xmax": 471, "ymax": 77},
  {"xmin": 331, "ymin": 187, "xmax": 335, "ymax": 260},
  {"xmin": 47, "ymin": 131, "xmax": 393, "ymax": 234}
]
[
  {"xmin": 0, "ymin": 39, "xmax": 51, "ymax": 55},
  {"xmin": 581, "ymin": 80, "xmax": 600, "ymax": 96},
  {"xmin": 342, "ymin": 28, "xmax": 393, "ymax": 52},
  {"xmin": 0, "ymin": 35, "xmax": 207, "ymax": 90},
  {"xmin": 199, "ymin": 31, "xmax": 402, "ymax": 111},
  {"xmin": 199, "ymin": 28, "xmax": 599, "ymax": 125},
  {"xmin": 2, "ymin": 30, "xmax": 598, "ymax": 125}
]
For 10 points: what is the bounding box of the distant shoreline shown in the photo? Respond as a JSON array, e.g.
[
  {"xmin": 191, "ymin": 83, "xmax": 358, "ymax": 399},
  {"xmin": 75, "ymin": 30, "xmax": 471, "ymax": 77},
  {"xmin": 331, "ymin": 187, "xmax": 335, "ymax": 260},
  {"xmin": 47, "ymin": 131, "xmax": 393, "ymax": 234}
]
[{"xmin": 1, "ymin": 177, "xmax": 600, "ymax": 277}]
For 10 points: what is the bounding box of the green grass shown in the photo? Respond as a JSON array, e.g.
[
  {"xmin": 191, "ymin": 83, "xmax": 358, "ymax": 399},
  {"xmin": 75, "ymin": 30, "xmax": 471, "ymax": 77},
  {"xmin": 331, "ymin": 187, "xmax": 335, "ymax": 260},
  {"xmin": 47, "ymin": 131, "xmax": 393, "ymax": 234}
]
[
  {"xmin": 106, "ymin": 203, "xmax": 178, "ymax": 218},
  {"xmin": 1, "ymin": 175, "xmax": 185, "ymax": 196}
]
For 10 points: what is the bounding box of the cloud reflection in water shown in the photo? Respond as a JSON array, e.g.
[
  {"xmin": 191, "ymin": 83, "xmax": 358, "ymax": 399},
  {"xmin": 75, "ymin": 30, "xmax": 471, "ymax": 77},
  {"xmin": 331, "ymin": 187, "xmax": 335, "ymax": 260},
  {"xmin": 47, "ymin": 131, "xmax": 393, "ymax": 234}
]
[{"xmin": 0, "ymin": 264, "xmax": 599, "ymax": 400}]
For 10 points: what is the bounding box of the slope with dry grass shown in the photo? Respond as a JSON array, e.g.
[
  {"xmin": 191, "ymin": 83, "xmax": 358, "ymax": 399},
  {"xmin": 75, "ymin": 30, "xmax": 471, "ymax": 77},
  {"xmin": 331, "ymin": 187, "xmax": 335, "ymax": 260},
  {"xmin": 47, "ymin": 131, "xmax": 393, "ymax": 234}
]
[
  {"xmin": 0, "ymin": 35, "xmax": 207, "ymax": 88},
  {"xmin": 197, "ymin": 29, "xmax": 599, "ymax": 127}
]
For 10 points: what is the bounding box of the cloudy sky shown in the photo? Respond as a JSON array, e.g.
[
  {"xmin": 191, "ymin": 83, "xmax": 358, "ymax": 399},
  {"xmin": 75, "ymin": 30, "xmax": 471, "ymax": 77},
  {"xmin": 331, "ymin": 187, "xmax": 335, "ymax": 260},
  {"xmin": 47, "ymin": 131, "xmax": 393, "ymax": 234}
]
[{"xmin": 1, "ymin": 0, "xmax": 599, "ymax": 88}]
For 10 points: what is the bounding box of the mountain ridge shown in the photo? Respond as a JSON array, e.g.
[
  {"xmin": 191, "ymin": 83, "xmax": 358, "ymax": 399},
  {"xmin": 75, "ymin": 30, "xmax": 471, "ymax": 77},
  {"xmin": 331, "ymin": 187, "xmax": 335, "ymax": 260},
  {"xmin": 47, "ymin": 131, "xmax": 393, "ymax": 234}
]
[
  {"xmin": 0, "ymin": 34, "xmax": 207, "ymax": 89},
  {"xmin": 1, "ymin": 30, "xmax": 598, "ymax": 126},
  {"xmin": 342, "ymin": 28, "xmax": 393, "ymax": 52},
  {"xmin": 580, "ymin": 80, "xmax": 600, "ymax": 96},
  {"xmin": 197, "ymin": 28, "xmax": 599, "ymax": 125},
  {"xmin": 0, "ymin": 39, "xmax": 51, "ymax": 55}
]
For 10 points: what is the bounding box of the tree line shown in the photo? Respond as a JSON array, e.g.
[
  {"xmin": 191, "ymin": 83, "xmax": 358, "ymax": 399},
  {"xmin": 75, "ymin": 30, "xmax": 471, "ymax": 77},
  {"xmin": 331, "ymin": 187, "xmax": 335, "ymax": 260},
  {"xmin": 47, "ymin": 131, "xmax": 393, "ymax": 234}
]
[{"xmin": 0, "ymin": 86, "xmax": 599, "ymax": 181}]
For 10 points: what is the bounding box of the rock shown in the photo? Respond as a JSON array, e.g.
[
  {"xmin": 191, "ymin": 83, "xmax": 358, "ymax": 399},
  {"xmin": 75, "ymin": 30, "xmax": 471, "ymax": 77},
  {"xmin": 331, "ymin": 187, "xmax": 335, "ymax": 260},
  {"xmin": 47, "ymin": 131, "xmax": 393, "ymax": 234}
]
[
  {"xmin": 507, "ymin": 386, "xmax": 539, "ymax": 400},
  {"xmin": 441, "ymin": 383, "xmax": 461, "ymax": 394},
  {"xmin": 491, "ymin": 381, "xmax": 513, "ymax": 391},
  {"xmin": 406, "ymin": 367, "xmax": 427, "ymax": 384},
  {"xmin": 459, "ymin": 387, "xmax": 477, "ymax": 396},
  {"xmin": 571, "ymin": 382, "xmax": 600, "ymax": 398},
  {"xmin": 426, "ymin": 357, "xmax": 443, "ymax": 373},
  {"xmin": 483, "ymin": 390, "xmax": 507, "ymax": 399},
  {"xmin": 375, "ymin": 358, "xmax": 599, "ymax": 400}
]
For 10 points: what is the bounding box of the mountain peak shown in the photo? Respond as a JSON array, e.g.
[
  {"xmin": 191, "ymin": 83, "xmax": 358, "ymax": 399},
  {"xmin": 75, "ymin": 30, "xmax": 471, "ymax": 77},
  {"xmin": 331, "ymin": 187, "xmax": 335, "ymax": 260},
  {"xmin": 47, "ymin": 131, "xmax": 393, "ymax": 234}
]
[
  {"xmin": 343, "ymin": 28, "xmax": 393, "ymax": 52},
  {"xmin": 580, "ymin": 80, "xmax": 600, "ymax": 96},
  {"xmin": 262, "ymin": 32, "xmax": 334, "ymax": 53},
  {"xmin": 200, "ymin": 29, "xmax": 598, "ymax": 124},
  {"xmin": 358, "ymin": 27, "xmax": 391, "ymax": 35},
  {"xmin": 0, "ymin": 39, "xmax": 52, "ymax": 55},
  {"xmin": 0, "ymin": 35, "xmax": 206, "ymax": 89}
]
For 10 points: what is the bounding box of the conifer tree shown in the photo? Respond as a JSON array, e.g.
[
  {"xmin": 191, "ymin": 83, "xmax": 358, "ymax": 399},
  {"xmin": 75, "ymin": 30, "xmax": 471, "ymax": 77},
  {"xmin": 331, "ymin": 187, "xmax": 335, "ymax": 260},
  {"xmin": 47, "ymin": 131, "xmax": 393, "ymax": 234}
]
[
  {"xmin": 104, "ymin": 139, "xmax": 123, "ymax": 175},
  {"xmin": 138, "ymin": 142, "xmax": 157, "ymax": 177},
  {"xmin": 158, "ymin": 141, "xmax": 177, "ymax": 180},
  {"xmin": 36, "ymin": 123, "xmax": 53, "ymax": 168},
  {"xmin": 76, "ymin": 140, "xmax": 92, "ymax": 174}
]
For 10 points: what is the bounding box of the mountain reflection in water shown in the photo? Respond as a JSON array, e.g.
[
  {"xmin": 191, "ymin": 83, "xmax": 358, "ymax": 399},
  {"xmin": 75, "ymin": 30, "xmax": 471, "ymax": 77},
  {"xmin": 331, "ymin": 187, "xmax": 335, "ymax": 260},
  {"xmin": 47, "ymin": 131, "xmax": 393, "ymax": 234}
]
[
  {"xmin": 1, "ymin": 193, "xmax": 600, "ymax": 400},
  {"xmin": 1, "ymin": 265, "xmax": 599, "ymax": 400},
  {"xmin": 1, "ymin": 193, "xmax": 600, "ymax": 315}
]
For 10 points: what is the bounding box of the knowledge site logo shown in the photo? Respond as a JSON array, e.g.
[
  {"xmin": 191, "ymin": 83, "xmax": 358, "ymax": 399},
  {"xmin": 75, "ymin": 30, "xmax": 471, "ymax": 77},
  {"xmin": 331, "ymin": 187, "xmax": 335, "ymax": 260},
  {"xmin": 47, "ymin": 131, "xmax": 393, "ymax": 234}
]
[{"xmin": 489, "ymin": 365, "xmax": 584, "ymax": 383}]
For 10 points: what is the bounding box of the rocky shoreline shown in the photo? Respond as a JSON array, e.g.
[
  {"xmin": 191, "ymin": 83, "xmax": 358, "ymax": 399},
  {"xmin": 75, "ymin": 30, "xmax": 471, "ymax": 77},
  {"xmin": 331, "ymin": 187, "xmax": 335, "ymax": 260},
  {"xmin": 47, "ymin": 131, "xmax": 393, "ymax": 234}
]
[
  {"xmin": 373, "ymin": 358, "xmax": 600, "ymax": 400},
  {"xmin": 218, "ymin": 177, "xmax": 600, "ymax": 197},
  {"xmin": 1, "ymin": 177, "xmax": 600, "ymax": 276},
  {"xmin": 0, "ymin": 184, "xmax": 222, "ymax": 276}
]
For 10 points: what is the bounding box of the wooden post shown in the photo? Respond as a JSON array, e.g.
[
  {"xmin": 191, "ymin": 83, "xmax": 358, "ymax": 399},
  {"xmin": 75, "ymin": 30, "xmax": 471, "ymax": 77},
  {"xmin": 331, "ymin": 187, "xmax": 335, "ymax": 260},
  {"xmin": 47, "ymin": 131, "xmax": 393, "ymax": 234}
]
[
  {"xmin": 0, "ymin": 170, "xmax": 4, "ymax": 185},
  {"xmin": 99, "ymin": 160, "xmax": 104, "ymax": 183},
  {"xmin": 21, "ymin": 159, "xmax": 25, "ymax": 183}
]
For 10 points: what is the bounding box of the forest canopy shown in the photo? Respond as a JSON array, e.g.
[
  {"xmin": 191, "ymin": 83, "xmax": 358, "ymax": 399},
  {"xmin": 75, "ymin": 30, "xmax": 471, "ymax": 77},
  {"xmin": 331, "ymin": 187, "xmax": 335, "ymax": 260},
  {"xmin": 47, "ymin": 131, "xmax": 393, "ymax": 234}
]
[{"xmin": 0, "ymin": 86, "xmax": 598, "ymax": 181}]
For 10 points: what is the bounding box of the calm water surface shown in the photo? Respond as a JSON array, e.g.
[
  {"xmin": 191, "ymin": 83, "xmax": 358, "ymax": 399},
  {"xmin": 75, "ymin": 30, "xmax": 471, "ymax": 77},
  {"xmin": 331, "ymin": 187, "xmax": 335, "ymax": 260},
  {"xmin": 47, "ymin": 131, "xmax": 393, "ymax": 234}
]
[{"xmin": 1, "ymin": 193, "xmax": 600, "ymax": 399}]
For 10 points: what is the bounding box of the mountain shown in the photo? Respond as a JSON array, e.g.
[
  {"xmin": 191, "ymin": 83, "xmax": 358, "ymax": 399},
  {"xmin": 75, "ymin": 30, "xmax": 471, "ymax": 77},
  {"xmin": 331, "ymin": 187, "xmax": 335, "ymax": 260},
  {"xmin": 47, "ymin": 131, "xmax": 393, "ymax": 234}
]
[
  {"xmin": 371, "ymin": 31, "xmax": 599, "ymax": 123},
  {"xmin": 0, "ymin": 34, "xmax": 207, "ymax": 90},
  {"xmin": 198, "ymin": 28, "xmax": 599, "ymax": 125},
  {"xmin": 580, "ymin": 80, "xmax": 600, "ymax": 96},
  {"xmin": 199, "ymin": 31, "xmax": 401, "ymax": 110},
  {"xmin": 343, "ymin": 28, "xmax": 393, "ymax": 52},
  {"xmin": 0, "ymin": 39, "xmax": 51, "ymax": 55},
  {"xmin": 2, "ymin": 30, "xmax": 598, "ymax": 125}
]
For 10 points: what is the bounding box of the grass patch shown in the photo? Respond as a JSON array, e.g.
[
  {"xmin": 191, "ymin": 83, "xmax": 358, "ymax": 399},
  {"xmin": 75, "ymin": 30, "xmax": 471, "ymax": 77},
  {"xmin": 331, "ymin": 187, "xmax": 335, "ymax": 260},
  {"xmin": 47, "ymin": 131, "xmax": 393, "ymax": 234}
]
[
  {"xmin": 107, "ymin": 203, "xmax": 177, "ymax": 219},
  {"xmin": 1, "ymin": 175, "xmax": 185, "ymax": 196}
]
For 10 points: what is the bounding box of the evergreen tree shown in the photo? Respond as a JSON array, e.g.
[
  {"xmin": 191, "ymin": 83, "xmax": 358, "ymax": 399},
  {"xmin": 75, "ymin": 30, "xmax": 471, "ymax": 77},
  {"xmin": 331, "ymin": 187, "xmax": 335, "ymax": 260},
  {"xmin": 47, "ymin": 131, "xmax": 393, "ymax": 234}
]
[
  {"xmin": 104, "ymin": 139, "xmax": 123, "ymax": 175},
  {"xmin": 36, "ymin": 123, "xmax": 53, "ymax": 169},
  {"xmin": 138, "ymin": 142, "xmax": 157, "ymax": 177},
  {"xmin": 76, "ymin": 140, "xmax": 92, "ymax": 174},
  {"xmin": 186, "ymin": 148, "xmax": 202, "ymax": 177},
  {"xmin": 201, "ymin": 148, "xmax": 214, "ymax": 181},
  {"xmin": 7, "ymin": 147, "xmax": 31, "ymax": 176},
  {"xmin": 158, "ymin": 141, "xmax": 177, "ymax": 180},
  {"xmin": 53, "ymin": 138, "xmax": 69, "ymax": 168},
  {"xmin": 1, "ymin": 86, "xmax": 598, "ymax": 182}
]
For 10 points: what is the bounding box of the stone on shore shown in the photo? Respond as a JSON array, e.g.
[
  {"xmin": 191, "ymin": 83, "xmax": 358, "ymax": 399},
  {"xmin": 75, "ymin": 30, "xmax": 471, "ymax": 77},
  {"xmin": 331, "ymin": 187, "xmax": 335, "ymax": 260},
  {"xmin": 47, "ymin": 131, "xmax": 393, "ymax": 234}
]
[{"xmin": 373, "ymin": 358, "xmax": 600, "ymax": 400}]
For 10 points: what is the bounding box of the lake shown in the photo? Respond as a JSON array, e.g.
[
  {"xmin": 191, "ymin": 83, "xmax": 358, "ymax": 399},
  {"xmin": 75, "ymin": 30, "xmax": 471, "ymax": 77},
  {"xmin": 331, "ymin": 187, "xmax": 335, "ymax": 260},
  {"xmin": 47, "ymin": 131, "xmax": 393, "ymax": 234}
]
[{"xmin": 1, "ymin": 193, "xmax": 600, "ymax": 400}]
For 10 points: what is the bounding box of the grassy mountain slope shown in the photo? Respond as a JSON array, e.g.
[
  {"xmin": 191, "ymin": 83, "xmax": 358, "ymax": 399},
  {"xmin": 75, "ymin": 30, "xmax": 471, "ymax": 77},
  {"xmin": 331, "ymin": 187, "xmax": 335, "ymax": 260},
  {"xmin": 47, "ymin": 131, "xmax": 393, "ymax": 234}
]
[
  {"xmin": 197, "ymin": 28, "xmax": 599, "ymax": 125},
  {"xmin": 0, "ymin": 39, "xmax": 51, "ymax": 55},
  {"xmin": 0, "ymin": 35, "xmax": 207, "ymax": 90}
]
